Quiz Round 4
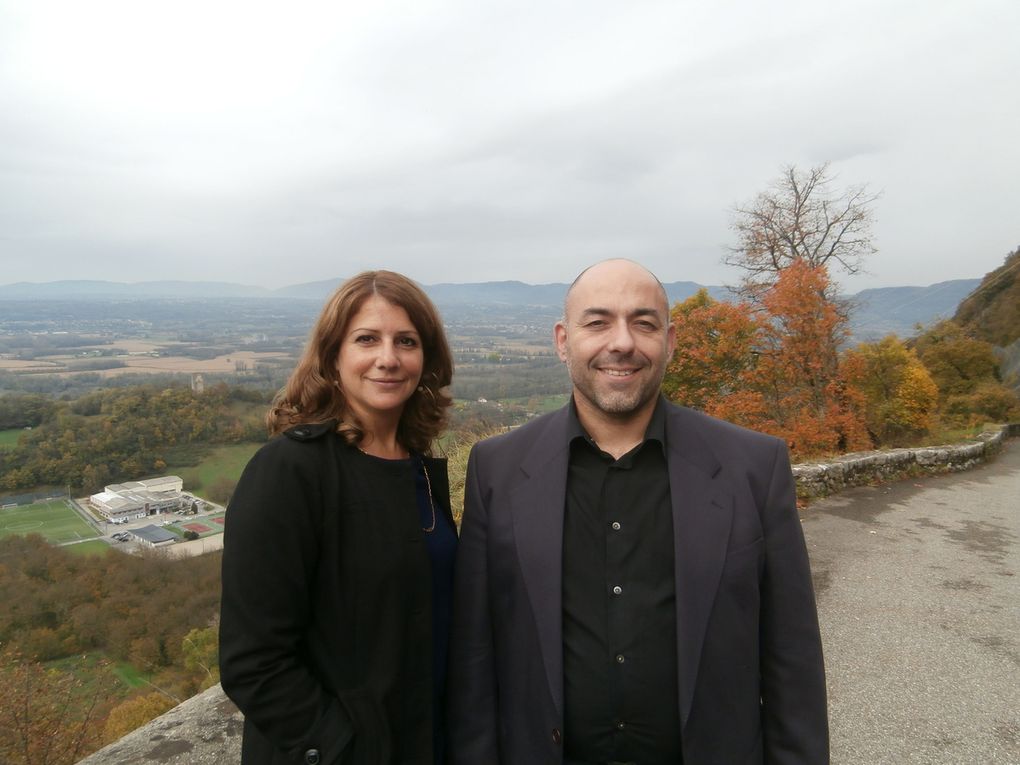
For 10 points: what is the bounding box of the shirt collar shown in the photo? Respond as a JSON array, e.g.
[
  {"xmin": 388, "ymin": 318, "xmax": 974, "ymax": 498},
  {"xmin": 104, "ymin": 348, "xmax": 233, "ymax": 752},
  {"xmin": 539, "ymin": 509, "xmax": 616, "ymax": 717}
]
[{"xmin": 567, "ymin": 395, "xmax": 668, "ymax": 456}]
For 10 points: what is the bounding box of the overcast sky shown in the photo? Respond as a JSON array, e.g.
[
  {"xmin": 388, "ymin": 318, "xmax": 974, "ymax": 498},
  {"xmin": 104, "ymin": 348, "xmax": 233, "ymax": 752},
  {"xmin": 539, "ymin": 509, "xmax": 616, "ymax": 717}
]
[{"xmin": 1, "ymin": 0, "xmax": 1017, "ymax": 291}]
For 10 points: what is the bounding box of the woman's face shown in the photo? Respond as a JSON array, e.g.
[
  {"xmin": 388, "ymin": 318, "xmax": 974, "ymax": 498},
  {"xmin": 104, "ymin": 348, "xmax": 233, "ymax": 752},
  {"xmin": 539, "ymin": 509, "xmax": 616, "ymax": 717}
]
[{"xmin": 336, "ymin": 295, "xmax": 424, "ymax": 428}]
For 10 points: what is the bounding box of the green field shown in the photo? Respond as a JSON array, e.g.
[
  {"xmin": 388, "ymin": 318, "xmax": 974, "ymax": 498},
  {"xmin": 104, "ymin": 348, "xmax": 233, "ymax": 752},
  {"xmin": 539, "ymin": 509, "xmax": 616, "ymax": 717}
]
[
  {"xmin": 176, "ymin": 442, "xmax": 262, "ymax": 491},
  {"xmin": 0, "ymin": 428, "xmax": 22, "ymax": 449},
  {"xmin": 0, "ymin": 499, "xmax": 99, "ymax": 544},
  {"xmin": 64, "ymin": 539, "xmax": 112, "ymax": 557}
]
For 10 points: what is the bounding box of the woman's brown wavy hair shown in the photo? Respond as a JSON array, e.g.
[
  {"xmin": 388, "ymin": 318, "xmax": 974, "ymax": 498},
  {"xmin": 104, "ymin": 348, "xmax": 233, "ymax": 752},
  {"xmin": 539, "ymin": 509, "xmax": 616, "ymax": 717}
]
[{"xmin": 267, "ymin": 271, "xmax": 453, "ymax": 455}]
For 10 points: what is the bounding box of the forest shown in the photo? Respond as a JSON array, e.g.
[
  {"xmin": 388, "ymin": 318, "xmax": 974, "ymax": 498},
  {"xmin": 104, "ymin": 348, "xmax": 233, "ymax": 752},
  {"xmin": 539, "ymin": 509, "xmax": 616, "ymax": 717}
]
[
  {"xmin": 0, "ymin": 535, "xmax": 222, "ymax": 764},
  {"xmin": 0, "ymin": 384, "xmax": 268, "ymax": 496}
]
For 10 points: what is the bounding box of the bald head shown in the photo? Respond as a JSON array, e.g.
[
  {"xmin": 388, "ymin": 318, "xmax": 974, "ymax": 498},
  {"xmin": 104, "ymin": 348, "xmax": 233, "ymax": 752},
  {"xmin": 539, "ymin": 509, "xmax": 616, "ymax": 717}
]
[{"xmin": 564, "ymin": 259, "xmax": 669, "ymax": 320}]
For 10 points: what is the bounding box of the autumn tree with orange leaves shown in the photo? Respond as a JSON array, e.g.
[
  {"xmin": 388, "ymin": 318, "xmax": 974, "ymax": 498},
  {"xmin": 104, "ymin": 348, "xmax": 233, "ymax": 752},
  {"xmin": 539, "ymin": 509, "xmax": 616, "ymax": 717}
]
[{"xmin": 665, "ymin": 261, "xmax": 870, "ymax": 459}]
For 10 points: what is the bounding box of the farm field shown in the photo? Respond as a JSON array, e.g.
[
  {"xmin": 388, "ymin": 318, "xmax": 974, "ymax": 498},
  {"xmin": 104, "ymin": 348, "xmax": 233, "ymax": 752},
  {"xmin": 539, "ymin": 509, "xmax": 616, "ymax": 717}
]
[{"xmin": 0, "ymin": 499, "xmax": 99, "ymax": 544}]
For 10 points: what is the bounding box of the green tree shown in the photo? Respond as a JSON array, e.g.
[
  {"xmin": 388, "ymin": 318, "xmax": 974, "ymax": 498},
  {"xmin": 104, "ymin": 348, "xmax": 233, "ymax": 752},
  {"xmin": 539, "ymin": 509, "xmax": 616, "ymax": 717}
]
[
  {"xmin": 912, "ymin": 320, "xmax": 1020, "ymax": 425},
  {"xmin": 843, "ymin": 336, "xmax": 940, "ymax": 444}
]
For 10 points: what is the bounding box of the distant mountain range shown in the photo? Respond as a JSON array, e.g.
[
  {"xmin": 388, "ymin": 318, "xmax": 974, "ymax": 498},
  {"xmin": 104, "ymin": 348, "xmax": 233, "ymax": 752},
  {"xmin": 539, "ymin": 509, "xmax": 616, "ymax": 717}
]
[{"xmin": 0, "ymin": 277, "xmax": 981, "ymax": 341}]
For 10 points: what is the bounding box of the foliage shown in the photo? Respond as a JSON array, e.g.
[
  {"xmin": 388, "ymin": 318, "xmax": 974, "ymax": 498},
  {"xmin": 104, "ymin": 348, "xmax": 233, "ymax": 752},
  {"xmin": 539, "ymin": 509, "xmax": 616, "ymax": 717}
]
[
  {"xmin": 663, "ymin": 289, "xmax": 763, "ymax": 411},
  {"xmin": 0, "ymin": 650, "xmax": 114, "ymax": 765},
  {"xmin": 0, "ymin": 393, "xmax": 58, "ymax": 429},
  {"xmin": 726, "ymin": 162, "xmax": 878, "ymax": 303},
  {"xmin": 441, "ymin": 427, "xmax": 504, "ymax": 526},
  {"xmin": 102, "ymin": 692, "xmax": 177, "ymax": 743},
  {"xmin": 665, "ymin": 263, "xmax": 870, "ymax": 458},
  {"xmin": 0, "ymin": 534, "xmax": 221, "ymax": 680},
  {"xmin": 180, "ymin": 625, "xmax": 220, "ymax": 690},
  {"xmin": 842, "ymin": 337, "xmax": 940, "ymax": 445},
  {"xmin": 912, "ymin": 321, "xmax": 1020, "ymax": 425},
  {"xmin": 952, "ymin": 245, "xmax": 1020, "ymax": 348},
  {"xmin": 0, "ymin": 383, "xmax": 267, "ymax": 493}
]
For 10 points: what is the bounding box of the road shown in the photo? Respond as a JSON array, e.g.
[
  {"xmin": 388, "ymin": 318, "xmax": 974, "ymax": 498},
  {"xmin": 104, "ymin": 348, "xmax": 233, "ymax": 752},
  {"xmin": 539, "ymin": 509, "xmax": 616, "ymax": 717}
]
[{"xmin": 804, "ymin": 440, "xmax": 1020, "ymax": 764}]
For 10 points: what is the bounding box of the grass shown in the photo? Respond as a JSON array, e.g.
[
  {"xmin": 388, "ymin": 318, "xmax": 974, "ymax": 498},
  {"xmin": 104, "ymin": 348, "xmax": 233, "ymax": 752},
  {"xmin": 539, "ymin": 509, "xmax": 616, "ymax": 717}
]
[
  {"xmin": 0, "ymin": 499, "xmax": 99, "ymax": 544},
  {"xmin": 64, "ymin": 539, "xmax": 112, "ymax": 557},
  {"xmin": 0, "ymin": 428, "xmax": 23, "ymax": 449},
  {"xmin": 111, "ymin": 660, "xmax": 151, "ymax": 690},
  {"xmin": 174, "ymin": 442, "xmax": 262, "ymax": 491}
]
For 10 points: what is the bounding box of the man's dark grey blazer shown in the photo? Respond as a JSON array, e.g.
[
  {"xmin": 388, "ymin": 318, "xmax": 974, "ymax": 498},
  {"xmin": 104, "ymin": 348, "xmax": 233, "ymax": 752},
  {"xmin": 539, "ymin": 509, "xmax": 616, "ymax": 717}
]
[{"xmin": 447, "ymin": 399, "xmax": 828, "ymax": 764}]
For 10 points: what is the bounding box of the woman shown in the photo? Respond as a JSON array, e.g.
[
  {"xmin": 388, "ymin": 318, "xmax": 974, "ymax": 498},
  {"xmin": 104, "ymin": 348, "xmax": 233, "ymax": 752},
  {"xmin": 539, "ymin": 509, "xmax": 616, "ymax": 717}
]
[{"xmin": 220, "ymin": 271, "xmax": 457, "ymax": 765}]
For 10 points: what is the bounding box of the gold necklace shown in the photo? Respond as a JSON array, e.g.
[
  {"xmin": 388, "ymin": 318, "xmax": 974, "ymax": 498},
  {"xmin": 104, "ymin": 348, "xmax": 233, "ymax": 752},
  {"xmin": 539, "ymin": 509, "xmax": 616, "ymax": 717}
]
[{"xmin": 418, "ymin": 458, "xmax": 437, "ymax": 534}]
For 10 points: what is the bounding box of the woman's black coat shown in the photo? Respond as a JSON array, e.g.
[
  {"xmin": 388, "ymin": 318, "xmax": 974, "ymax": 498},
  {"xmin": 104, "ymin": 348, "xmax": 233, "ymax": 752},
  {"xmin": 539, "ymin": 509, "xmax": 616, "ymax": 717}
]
[{"xmin": 219, "ymin": 421, "xmax": 453, "ymax": 765}]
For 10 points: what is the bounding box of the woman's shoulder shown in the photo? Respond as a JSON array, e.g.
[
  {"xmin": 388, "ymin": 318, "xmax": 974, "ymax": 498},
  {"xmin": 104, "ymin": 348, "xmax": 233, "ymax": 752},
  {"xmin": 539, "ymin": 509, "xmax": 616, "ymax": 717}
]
[{"xmin": 248, "ymin": 420, "xmax": 342, "ymax": 467}]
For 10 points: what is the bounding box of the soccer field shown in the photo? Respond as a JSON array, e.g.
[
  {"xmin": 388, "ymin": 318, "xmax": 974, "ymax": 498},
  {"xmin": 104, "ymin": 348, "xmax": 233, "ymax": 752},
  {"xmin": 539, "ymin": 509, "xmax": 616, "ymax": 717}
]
[{"xmin": 0, "ymin": 499, "xmax": 100, "ymax": 544}]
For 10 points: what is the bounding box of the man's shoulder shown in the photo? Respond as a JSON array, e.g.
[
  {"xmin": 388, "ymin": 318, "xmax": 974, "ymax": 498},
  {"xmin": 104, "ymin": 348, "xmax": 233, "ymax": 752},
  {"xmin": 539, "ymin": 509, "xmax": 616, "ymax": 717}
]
[
  {"xmin": 663, "ymin": 400, "xmax": 785, "ymax": 454},
  {"xmin": 472, "ymin": 406, "xmax": 570, "ymax": 456}
]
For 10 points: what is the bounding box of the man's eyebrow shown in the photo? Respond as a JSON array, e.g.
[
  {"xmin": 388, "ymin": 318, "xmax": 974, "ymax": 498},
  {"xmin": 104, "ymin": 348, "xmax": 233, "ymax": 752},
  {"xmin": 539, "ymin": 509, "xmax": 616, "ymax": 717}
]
[{"xmin": 577, "ymin": 307, "xmax": 662, "ymax": 319}]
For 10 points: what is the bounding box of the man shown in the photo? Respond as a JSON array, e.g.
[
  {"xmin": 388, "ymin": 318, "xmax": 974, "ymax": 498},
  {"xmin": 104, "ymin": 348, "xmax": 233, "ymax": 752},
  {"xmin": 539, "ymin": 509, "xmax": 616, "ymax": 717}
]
[{"xmin": 448, "ymin": 259, "xmax": 828, "ymax": 764}]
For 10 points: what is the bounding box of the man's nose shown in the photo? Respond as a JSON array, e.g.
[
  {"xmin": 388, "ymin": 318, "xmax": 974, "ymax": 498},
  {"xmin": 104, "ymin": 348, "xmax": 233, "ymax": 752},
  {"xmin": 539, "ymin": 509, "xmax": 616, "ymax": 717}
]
[{"xmin": 606, "ymin": 321, "xmax": 636, "ymax": 353}]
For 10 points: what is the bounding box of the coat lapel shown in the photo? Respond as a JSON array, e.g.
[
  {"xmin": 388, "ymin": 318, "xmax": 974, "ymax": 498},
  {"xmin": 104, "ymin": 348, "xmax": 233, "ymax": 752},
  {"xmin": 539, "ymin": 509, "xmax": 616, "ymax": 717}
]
[
  {"xmin": 508, "ymin": 410, "xmax": 571, "ymax": 717},
  {"xmin": 665, "ymin": 406, "xmax": 734, "ymax": 729}
]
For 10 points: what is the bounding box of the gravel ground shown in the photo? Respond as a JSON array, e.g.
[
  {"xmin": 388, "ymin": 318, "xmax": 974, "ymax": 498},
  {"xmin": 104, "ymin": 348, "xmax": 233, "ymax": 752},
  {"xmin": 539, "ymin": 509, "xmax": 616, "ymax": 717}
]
[{"xmin": 804, "ymin": 441, "xmax": 1020, "ymax": 764}]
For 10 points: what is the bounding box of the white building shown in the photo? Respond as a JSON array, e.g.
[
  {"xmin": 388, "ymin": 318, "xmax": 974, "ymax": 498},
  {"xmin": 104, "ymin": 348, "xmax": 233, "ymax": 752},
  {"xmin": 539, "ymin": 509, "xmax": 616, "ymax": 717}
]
[{"xmin": 88, "ymin": 475, "xmax": 186, "ymax": 522}]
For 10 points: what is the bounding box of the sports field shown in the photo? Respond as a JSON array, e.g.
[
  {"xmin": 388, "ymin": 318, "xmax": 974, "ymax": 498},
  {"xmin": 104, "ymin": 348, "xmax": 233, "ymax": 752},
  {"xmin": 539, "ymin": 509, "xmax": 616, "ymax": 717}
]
[
  {"xmin": 168, "ymin": 511, "xmax": 226, "ymax": 538},
  {"xmin": 0, "ymin": 499, "xmax": 100, "ymax": 544}
]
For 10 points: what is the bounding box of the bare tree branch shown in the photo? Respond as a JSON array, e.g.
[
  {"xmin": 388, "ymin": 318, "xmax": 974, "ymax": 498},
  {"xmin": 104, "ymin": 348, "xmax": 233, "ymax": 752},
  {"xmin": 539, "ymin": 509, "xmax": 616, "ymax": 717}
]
[{"xmin": 726, "ymin": 162, "xmax": 880, "ymax": 302}]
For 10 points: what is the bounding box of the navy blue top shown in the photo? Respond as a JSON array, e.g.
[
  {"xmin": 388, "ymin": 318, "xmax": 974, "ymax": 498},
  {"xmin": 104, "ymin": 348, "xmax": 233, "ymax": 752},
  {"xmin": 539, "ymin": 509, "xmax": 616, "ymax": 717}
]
[{"xmin": 413, "ymin": 455, "xmax": 458, "ymax": 765}]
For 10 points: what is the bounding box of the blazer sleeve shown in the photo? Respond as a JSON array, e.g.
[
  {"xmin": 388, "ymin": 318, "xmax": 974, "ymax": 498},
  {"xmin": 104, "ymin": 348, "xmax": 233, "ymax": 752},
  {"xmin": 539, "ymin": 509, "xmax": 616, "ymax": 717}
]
[
  {"xmin": 759, "ymin": 440, "xmax": 830, "ymax": 764},
  {"xmin": 447, "ymin": 445, "xmax": 501, "ymax": 763},
  {"xmin": 219, "ymin": 438, "xmax": 356, "ymax": 764}
]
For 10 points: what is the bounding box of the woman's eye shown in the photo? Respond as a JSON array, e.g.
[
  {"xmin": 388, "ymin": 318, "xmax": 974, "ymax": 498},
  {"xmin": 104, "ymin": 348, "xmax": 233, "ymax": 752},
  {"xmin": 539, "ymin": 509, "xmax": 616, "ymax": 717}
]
[
  {"xmin": 398, "ymin": 336, "xmax": 419, "ymax": 347},
  {"xmin": 355, "ymin": 335, "xmax": 375, "ymax": 344}
]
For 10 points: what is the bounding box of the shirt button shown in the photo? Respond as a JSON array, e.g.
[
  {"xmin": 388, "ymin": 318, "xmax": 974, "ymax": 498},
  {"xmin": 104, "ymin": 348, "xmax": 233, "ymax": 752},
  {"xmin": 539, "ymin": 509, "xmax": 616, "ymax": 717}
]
[
  {"xmin": 611, "ymin": 521, "xmax": 621, "ymax": 531},
  {"xmin": 612, "ymin": 585, "xmax": 623, "ymax": 596},
  {"xmin": 551, "ymin": 728, "xmax": 562, "ymax": 745},
  {"xmin": 615, "ymin": 654, "xmax": 625, "ymax": 663},
  {"xmin": 616, "ymin": 721, "xmax": 626, "ymax": 730}
]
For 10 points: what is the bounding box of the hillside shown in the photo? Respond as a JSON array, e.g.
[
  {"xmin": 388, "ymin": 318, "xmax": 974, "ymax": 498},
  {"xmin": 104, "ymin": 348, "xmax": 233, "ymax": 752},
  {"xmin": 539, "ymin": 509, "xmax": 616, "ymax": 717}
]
[{"xmin": 953, "ymin": 246, "xmax": 1020, "ymax": 347}]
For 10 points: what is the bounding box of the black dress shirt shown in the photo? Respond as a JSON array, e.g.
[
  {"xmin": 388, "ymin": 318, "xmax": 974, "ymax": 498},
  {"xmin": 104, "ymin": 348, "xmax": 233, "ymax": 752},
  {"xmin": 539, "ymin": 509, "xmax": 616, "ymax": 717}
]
[{"xmin": 562, "ymin": 397, "xmax": 682, "ymax": 764}]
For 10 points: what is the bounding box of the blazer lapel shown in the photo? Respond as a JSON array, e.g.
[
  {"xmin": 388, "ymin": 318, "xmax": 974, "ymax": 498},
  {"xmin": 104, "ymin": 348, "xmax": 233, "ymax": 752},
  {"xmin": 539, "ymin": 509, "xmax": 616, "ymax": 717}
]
[
  {"xmin": 508, "ymin": 410, "xmax": 571, "ymax": 717},
  {"xmin": 666, "ymin": 406, "xmax": 734, "ymax": 729}
]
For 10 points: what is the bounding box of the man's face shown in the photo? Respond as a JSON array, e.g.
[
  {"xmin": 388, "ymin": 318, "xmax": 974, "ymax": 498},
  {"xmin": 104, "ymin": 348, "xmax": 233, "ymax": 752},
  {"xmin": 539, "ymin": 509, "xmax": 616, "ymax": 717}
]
[{"xmin": 555, "ymin": 260, "xmax": 676, "ymax": 421}]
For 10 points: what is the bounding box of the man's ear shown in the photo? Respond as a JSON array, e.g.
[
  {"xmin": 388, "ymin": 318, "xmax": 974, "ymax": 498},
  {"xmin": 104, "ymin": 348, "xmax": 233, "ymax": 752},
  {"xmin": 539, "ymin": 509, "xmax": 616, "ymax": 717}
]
[
  {"xmin": 666, "ymin": 321, "xmax": 677, "ymax": 358},
  {"xmin": 554, "ymin": 322, "xmax": 569, "ymax": 363}
]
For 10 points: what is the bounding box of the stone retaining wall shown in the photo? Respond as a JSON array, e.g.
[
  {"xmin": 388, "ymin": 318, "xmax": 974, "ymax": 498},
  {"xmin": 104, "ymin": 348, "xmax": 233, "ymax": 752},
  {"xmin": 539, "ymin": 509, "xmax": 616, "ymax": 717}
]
[
  {"xmin": 77, "ymin": 423, "xmax": 1018, "ymax": 764},
  {"xmin": 793, "ymin": 423, "xmax": 1019, "ymax": 500}
]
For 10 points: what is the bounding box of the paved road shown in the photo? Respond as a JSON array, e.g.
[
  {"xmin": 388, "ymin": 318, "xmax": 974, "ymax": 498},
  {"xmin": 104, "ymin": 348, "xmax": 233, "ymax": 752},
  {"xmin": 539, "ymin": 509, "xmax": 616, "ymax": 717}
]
[{"xmin": 804, "ymin": 441, "xmax": 1020, "ymax": 764}]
